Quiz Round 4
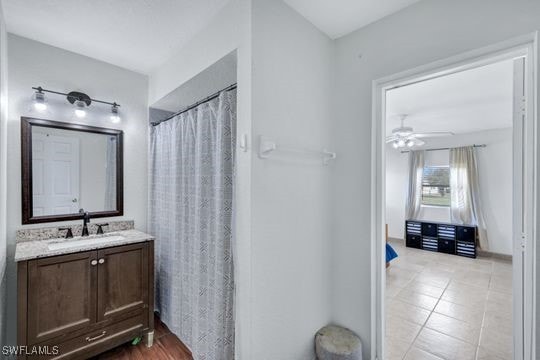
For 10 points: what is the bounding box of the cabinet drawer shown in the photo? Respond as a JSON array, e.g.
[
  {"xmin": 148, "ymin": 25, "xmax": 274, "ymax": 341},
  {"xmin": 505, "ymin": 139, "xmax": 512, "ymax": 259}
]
[
  {"xmin": 406, "ymin": 234, "xmax": 422, "ymax": 249},
  {"xmin": 422, "ymin": 223, "xmax": 438, "ymax": 237},
  {"xmin": 438, "ymin": 239, "xmax": 456, "ymax": 255},
  {"xmin": 422, "ymin": 237, "xmax": 438, "ymax": 252},
  {"xmin": 457, "ymin": 241, "xmax": 476, "ymax": 258},
  {"xmin": 456, "ymin": 226, "xmax": 475, "ymax": 242},
  {"xmin": 406, "ymin": 221, "xmax": 421, "ymax": 235},
  {"xmin": 438, "ymin": 225, "xmax": 456, "ymax": 239},
  {"xmin": 34, "ymin": 314, "xmax": 145, "ymax": 360}
]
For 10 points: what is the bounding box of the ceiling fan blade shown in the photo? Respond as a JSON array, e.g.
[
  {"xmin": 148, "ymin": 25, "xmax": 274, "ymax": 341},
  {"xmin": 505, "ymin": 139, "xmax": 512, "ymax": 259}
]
[
  {"xmin": 413, "ymin": 138, "xmax": 425, "ymax": 146},
  {"xmin": 414, "ymin": 131, "xmax": 455, "ymax": 138},
  {"xmin": 385, "ymin": 135, "xmax": 398, "ymax": 143}
]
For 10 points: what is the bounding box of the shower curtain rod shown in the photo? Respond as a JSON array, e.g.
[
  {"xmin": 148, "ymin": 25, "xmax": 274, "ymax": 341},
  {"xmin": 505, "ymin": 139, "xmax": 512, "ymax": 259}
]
[
  {"xmin": 400, "ymin": 144, "xmax": 486, "ymax": 153},
  {"xmin": 152, "ymin": 83, "xmax": 237, "ymax": 126}
]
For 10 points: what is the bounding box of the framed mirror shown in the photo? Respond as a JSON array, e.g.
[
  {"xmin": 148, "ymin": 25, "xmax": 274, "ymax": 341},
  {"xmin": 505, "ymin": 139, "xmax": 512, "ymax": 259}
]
[{"xmin": 21, "ymin": 117, "xmax": 124, "ymax": 224}]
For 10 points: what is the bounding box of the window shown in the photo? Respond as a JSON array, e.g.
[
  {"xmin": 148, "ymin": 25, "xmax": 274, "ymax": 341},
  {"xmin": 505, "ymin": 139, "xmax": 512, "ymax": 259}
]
[{"xmin": 422, "ymin": 166, "xmax": 450, "ymax": 206}]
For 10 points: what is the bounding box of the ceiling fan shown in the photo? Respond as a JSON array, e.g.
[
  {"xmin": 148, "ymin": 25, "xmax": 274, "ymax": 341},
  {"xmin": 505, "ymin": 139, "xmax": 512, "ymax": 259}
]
[{"xmin": 386, "ymin": 114, "xmax": 455, "ymax": 149}]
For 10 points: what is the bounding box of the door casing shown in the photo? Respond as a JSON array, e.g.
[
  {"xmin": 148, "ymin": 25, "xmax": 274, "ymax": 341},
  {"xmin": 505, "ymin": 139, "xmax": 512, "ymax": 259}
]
[{"xmin": 371, "ymin": 33, "xmax": 538, "ymax": 360}]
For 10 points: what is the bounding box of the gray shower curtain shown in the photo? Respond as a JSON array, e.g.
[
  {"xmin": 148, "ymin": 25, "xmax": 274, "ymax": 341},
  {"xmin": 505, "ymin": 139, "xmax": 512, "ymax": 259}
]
[{"xmin": 149, "ymin": 90, "xmax": 236, "ymax": 360}]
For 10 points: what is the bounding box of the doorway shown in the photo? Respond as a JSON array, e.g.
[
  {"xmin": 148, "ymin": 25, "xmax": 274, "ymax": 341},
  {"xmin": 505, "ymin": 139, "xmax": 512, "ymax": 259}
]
[{"xmin": 372, "ymin": 36, "xmax": 537, "ymax": 360}]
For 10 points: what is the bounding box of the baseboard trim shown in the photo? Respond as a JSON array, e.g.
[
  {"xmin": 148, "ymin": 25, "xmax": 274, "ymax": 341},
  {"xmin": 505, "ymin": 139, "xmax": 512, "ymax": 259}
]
[{"xmin": 477, "ymin": 250, "xmax": 512, "ymax": 262}]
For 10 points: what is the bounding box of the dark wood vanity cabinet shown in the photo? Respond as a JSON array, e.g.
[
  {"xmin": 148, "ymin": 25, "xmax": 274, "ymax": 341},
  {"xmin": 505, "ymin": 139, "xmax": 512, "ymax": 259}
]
[{"xmin": 18, "ymin": 241, "xmax": 154, "ymax": 360}]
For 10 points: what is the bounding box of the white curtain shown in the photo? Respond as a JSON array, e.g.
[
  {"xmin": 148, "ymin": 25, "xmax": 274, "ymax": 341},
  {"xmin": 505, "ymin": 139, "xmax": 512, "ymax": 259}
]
[
  {"xmin": 149, "ymin": 90, "xmax": 236, "ymax": 360},
  {"xmin": 450, "ymin": 146, "xmax": 488, "ymax": 249},
  {"xmin": 406, "ymin": 150, "xmax": 425, "ymax": 220}
]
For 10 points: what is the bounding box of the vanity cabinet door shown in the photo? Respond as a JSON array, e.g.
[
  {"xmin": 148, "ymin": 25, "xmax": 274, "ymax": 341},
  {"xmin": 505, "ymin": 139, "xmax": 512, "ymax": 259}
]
[
  {"xmin": 96, "ymin": 243, "xmax": 149, "ymax": 323},
  {"xmin": 27, "ymin": 250, "xmax": 98, "ymax": 344}
]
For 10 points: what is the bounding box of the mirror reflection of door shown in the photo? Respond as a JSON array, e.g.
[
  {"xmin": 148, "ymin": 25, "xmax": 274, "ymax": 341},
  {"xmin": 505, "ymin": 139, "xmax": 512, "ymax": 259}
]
[
  {"xmin": 21, "ymin": 118, "xmax": 123, "ymax": 224},
  {"xmin": 32, "ymin": 132, "xmax": 80, "ymax": 216}
]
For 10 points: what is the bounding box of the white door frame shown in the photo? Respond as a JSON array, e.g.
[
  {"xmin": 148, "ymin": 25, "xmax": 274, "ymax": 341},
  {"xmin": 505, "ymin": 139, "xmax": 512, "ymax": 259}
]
[{"xmin": 371, "ymin": 33, "xmax": 538, "ymax": 360}]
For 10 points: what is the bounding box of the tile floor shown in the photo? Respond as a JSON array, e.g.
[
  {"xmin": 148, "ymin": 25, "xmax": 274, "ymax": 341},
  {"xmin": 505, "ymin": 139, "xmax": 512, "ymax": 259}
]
[{"xmin": 385, "ymin": 240, "xmax": 513, "ymax": 360}]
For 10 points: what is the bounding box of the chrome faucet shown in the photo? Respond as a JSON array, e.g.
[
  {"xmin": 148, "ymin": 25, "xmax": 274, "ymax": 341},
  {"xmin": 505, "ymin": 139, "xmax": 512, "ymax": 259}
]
[{"xmin": 79, "ymin": 209, "xmax": 91, "ymax": 237}]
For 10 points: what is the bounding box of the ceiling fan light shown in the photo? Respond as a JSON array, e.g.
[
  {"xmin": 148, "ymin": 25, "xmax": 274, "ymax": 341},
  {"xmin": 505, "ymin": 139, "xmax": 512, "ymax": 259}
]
[
  {"xmin": 392, "ymin": 141, "xmax": 399, "ymax": 149},
  {"xmin": 406, "ymin": 140, "xmax": 414, "ymax": 147},
  {"xmin": 397, "ymin": 139, "xmax": 405, "ymax": 147}
]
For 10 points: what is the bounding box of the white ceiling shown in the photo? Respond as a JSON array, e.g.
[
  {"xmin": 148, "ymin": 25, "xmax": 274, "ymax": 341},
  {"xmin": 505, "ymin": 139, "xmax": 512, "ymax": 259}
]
[
  {"xmin": 283, "ymin": 0, "xmax": 421, "ymax": 39},
  {"xmin": 1, "ymin": 0, "xmax": 423, "ymax": 74},
  {"xmin": 386, "ymin": 59, "xmax": 514, "ymax": 136},
  {"xmin": 1, "ymin": 0, "xmax": 230, "ymax": 74}
]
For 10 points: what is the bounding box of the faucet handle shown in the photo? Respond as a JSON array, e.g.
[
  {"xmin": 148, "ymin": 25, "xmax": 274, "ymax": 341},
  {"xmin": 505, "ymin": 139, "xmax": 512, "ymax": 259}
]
[
  {"xmin": 96, "ymin": 223, "xmax": 109, "ymax": 235},
  {"xmin": 58, "ymin": 227, "xmax": 73, "ymax": 239},
  {"xmin": 79, "ymin": 208, "xmax": 90, "ymax": 220}
]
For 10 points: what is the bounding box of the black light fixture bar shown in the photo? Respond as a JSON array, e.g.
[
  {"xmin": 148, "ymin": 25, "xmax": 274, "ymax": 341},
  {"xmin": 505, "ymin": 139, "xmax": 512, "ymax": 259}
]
[{"xmin": 32, "ymin": 86, "xmax": 120, "ymax": 107}]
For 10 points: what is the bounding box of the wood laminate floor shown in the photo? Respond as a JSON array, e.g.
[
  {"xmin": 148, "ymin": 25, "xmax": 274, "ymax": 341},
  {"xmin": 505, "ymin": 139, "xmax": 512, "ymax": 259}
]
[{"xmin": 92, "ymin": 315, "xmax": 193, "ymax": 360}]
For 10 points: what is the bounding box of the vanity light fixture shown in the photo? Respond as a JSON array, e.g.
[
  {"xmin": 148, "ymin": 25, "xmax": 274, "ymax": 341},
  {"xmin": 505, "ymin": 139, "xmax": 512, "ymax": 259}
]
[
  {"xmin": 30, "ymin": 86, "xmax": 121, "ymax": 120},
  {"xmin": 67, "ymin": 91, "xmax": 91, "ymax": 118},
  {"xmin": 110, "ymin": 103, "xmax": 120, "ymax": 123},
  {"xmin": 74, "ymin": 99, "xmax": 87, "ymax": 118},
  {"xmin": 32, "ymin": 87, "xmax": 47, "ymax": 111}
]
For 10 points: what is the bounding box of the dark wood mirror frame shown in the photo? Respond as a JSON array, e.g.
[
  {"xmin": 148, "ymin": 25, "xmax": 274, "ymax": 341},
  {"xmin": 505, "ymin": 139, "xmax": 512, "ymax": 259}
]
[{"xmin": 21, "ymin": 117, "xmax": 124, "ymax": 224}]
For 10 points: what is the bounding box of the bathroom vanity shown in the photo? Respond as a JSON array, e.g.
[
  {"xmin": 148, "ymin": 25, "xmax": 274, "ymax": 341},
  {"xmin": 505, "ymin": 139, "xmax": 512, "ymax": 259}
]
[
  {"xmin": 15, "ymin": 118, "xmax": 156, "ymax": 358},
  {"xmin": 15, "ymin": 228, "xmax": 155, "ymax": 359}
]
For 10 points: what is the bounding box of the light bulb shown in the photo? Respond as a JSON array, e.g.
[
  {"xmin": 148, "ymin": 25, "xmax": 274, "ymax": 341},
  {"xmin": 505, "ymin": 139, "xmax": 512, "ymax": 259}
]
[
  {"xmin": 34, "ymin": 102, "xmax": 47, "ymax": 111},
  {"xmin": 392, "ymin": 141, "xmax": 399, "ymax": 149},
  {"xmin": 32, "ymin": 90, "xmax": 47, "ymax": 111},
  {"xmin": 110, "ymin": 104, "xmax": 120, "ymax": 123},
  {"xmin": 406, "ymin": 140, "xmax": 414, "ymax": 147},
  {"xmin": 397, "ymin": 139, "xmax": 405, "ymax": 147},
  {"xmin": 74, "ymin": 100, "xmax": 86, "ymax": 118}
]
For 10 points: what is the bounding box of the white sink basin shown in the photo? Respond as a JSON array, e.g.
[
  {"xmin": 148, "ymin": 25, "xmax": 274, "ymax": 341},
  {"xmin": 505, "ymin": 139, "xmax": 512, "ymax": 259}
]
[{"xmin": 48, "ymin": 235, "xmax": 125, "ymax": 250}]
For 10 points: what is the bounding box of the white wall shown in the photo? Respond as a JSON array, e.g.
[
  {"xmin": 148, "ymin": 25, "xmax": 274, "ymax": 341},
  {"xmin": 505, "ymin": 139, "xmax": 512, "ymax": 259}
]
[
  {"xmin": 250, "ymin": 1, "xmax": 333, "ymax": 358},
  {"xmin": 152, "ymin": 51, "xmax": 237, "ymax": 113},
  {"xmin": 150, "ymin": 1, "xmax": 334, "ymax": 358},
  {"xmin": 0, "ymin": 2, "xmax": 7, "ymax": 347},
  {"xmin": 385, "ymin": 142, "xmax": 409, "ymax": 240},
  {"xmin": 4, "ymin": 34, "xmax": 149, "ymax": 345},
  {"xmin": 148, "ymin": 1, "xmax": 244, "ymax": 106},
  {"xmin": 385, "ymin": 128, "xmax": 513, "ymax": 255},
  {"xmin": 148, "ymin": 1, "xmax": 254, "ymax": 358},
  {"xmin": 331, "ymin": 1, "xmax": 540, "ymax": 358}
]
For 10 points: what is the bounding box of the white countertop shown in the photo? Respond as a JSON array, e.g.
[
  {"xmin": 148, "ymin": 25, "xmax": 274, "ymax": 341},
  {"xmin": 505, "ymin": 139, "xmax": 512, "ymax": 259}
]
[{"xmin": 15, "ymin": 229, "xmax": 154, "ymax": 262}]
